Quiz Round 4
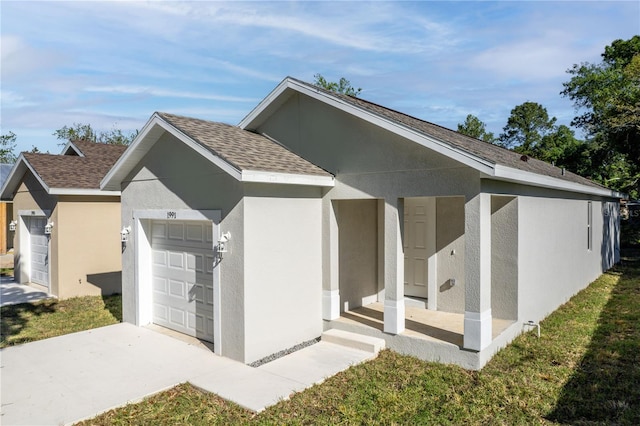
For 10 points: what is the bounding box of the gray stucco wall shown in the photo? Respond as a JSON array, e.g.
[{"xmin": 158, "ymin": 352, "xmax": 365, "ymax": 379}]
[
  {"xmin": 435, "ymin": 197, "xmax": 466, "ymax": 313},
  {"xmin": 120, "ymin": 132, "xmax": 246, "ymax": 361},
  {"xmin": 491, "ymin": 196, "xmax": 518, "ymax": 321},
  {"xmin": 242, "ymin": 184, "xmax": 323, "ymax": 364},
  {"xmin": 484, "ymin": 180, "xmax": 619, "ymax": 324},
  {"xmin": 336, "ymin": 199, "xmax": 378, "ymax": 312}
]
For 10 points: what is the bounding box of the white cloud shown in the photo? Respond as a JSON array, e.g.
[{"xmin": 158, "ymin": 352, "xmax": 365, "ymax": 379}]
[{"xmin": 84, "ymin": 85, "xmax": 259, "ymax": 103}]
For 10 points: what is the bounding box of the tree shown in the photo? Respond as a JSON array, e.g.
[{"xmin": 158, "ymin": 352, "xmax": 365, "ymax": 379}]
[
  {"xmin": 313, "ymin": 74, "xmax": 362, "ymax": 97},
  {"xmin": 53, "ymin": 123, "xmax": 137, "ymax": 145},
  {"xmin": 532, "ymin": 125, "xmax": 588, "ymax": 171},
  {"xmin": 561, "ymin": 36, "xmax": 640, "ymax": 197},
  {"xmin": 0, "ymin": 131, "xmax": 17, "ymax": 163},
  {"xmin": 498, "ymin": 102, "xmax": 557, "ymax": 156},
  {"xmin": 457, "ymin": 114, "xmax": 495, "ymax": 143}
]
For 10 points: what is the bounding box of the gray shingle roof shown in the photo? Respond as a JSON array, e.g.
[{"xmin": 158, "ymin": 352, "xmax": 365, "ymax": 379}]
[
  {"xmin": 289, "ymin": 77, "xmax": 607, "ymax": 191},
  {"xmin": 157, "ymin": 112, "xmax": 331, "ymax": 177}
]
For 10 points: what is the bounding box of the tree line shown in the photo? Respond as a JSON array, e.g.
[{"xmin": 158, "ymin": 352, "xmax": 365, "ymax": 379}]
[
  {"xmin": 317, "ymin": 36, "xmax": 639, "ymax": 199},
  {"xmin": 0, "ymin": 124, "xmax": 137, "ymax": 163},
  {"xmin": 461, "ymin": 36, "xmax": 639, "ymax": 199},
  {"xmin": 2, "ymin": 36, "xmax": 637, "ymax": 199}
]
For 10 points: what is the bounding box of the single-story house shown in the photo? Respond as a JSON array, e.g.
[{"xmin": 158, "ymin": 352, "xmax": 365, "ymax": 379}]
[
  {"xmin": 101, "ymin": 77, "xmax": 620, "ymax": 369},
  {"xmin": 1, "ymin": 163, "xmax": 15, "ymax": 255},
  {"xmin": 1, "ymin": 140, "xmax": 126, "ymax": 299}
]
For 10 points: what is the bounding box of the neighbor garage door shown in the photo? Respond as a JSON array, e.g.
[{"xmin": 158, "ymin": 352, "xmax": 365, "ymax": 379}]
[
  {"xmin": 28, "ymin": 216, "xmax": 49, "ymax": 287},
  {"xmin": 151, "ymin": 220, "xmax": 215, "ymax": 342}
]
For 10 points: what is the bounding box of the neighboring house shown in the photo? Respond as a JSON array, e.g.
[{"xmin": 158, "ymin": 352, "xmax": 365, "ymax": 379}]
[
  {"xmin": 101, "ymin": 77, "xmax": 621, "ymax": 369},
  {"xmin": 1, "ymin": 163, "xmax": 14, "ymax": 254},
  {"xmin": 0, "ymin": 140, "xmax": 126, "ymax": 299}
]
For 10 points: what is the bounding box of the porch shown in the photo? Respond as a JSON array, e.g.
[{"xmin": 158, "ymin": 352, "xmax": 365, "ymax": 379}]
[{"xmin": 330, "ymin": 300, "xmax": 515, "ymax": 348}]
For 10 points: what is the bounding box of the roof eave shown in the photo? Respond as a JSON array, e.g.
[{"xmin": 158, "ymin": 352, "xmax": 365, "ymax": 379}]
[
  {"xmin": 102, "ymin": 113, "xmax": 246, "ymax": 191},
  {"xmin": 492, "ymin": 165, "xmax": 623, "ymax": 198},
  {"xmin": 49, "ymin": 188, "xmax": 121, "ymax": 196},
  {"xmin": 239, "ymin": 77, "xmax": 496, "ymax": 176},
  {"xmin": 0, "ymin": 155, "xmax": 51, "ymax": 200},
  {"xmin": 241, "ymin": 170, "xmax": 334, "ymax": 187}
]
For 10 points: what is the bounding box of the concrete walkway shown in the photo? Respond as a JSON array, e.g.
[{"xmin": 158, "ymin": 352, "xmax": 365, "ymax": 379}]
[
  {"xmin": 0, "ymin": 276, "xmax": 51, "ymax": 307},
  {"xmin": 0, "ymin": 323, "xmax": 376, "ymax": 425}
]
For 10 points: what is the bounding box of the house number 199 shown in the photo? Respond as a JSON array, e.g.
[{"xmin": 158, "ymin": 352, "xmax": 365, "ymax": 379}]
[{"xmin": 167, "ymin": 211, "xmax": 177, "ymax": 219}]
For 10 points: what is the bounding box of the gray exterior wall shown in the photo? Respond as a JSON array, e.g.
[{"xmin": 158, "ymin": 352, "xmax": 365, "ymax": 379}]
[
  {"xmin": 121, "ymin": 133, "xmax": 325, "ymax": 363},
  {"xmin": 121, "ymin": 132, "xmax": 246, "ymax": 361},
  {"xmin": 484, "ymin": 180, "xmax": 619, "ymax": 324},
  {"xmin": 243, "ymin": 184, "xmax": 323, "ymax": 363},
  {"xmin": 435, "ymin": 197, "xmax": 466, "ymax": 313}
]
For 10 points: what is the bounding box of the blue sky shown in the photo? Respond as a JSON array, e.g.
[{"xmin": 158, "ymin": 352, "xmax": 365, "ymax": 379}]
[{"xmin": 1, "ymin": 1, "xmax": 639, "ymax": 154}]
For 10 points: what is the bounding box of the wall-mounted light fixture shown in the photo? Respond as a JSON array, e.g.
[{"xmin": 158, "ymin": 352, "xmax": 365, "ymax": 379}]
[
  {"xmin": 121, "ymin": 226, "xmax": 132, "ymax": 243},
  {"xmin": 44, "ymin": 221, "xmax": 54, "ymax": 235},
  {"xmin": 9, "ymin": 220, "xmax": 17, "ymax": 232},
  {"xmin": 217, "ymin": 232, "xmax": 231, "ymax": 253}
]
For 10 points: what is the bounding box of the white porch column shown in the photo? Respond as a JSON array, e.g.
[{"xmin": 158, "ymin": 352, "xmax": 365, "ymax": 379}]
[
  {"xmin": 322, "ymin": 198, "xmax": 340, "ymax": 320},
  {"xmin": 383, "ymin": 199, "xmax": 405, "ymax": 334},
  {"xmin": 464, "ymin": 192, "xmax": 492, "ymax": 350}
]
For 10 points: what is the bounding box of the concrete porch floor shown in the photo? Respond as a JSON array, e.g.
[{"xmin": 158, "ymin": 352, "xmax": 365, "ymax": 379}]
[{"xmin": 335, "ymin": 301, "xmax": 515, "ymax": 348}]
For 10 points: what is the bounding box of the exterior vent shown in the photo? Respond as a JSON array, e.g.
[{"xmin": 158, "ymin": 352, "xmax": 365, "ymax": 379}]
[{"xmin": 520, "ymin": 155, "xmax": 529, "ymax": 162}]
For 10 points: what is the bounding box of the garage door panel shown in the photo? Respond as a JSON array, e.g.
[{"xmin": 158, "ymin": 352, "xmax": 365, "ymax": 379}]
[
  {"xmin": 28, "ymin": 217, "xmax": 49, "ymax": 288},
  {"xmin": 168, "ymin": 223, "xmax": 184, "ymax": 240},
  {"xmin": 151, "ymin": 220, "xmax": 215, "ymax": 343},
  {"xmin": 169, "ymin": 279, "xmax": 186, "ymax": 297},
  {"xmin": 169, "ymin": 307, "xmax": 186, "ymax": 327},
  {"xmin": 153, "ymin": 304, "xmax": 168, "ymax": 321}
]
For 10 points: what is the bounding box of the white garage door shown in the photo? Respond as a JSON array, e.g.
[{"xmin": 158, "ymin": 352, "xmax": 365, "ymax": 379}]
[
  {"xmin": 151, "ymin": 220, "xmax": 215, "ymax": 343},
  {"xmin": 28, "ymin": 216, "xmax": 49, "ymax": 288}
]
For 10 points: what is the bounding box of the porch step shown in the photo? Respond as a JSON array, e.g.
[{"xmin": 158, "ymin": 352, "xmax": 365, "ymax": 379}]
[{"xmin": 322, "ymin": 329, "xmax": 385, "ymax": 354}]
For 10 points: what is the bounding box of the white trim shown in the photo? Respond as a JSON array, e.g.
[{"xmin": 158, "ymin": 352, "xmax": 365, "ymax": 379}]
[
  {"xmin": 0, "ymin": 154, "xmax": 120, "ymax": 200},
  {"xmin": 240, "ymin": 78, "xmax": 621, "ymax": 199},
  {"xmin": 463, "ymin": 309, "xmax": 492, "ymax": 351},
  {"xmin": 383, "ymin": 298, "xmax": 405, "ymax": 334},
  {"xmin": 322, "ymin": 289, "xmax": 340, "ymax": 320},
  {"xmin": 49, "ymin": 188, "xmax": 121, "ymax": 196},
  {"xmin": 102, "ymin": 113, "xmax": 331, "ymax": 191},
  {"xmin": 241, "ymin": 170, "xmax": 334, "ymax": 186},
  {"xmin": 17, "ymin": 210, "xmax": 51, "ymax": 292},
  {"xmin": 18, "ymin": 209, "xmax": 50, "ymax": 217},
  {"xmin": 61, "ymin": 141, "xmax": 84, "ymax": 156},
  {"xmin": 132, "ymin": 209, "xmax": 222, "ymax": 355},
  {"xmin": 493, "ymin": 165, "xmax": 622, "ymax": 198},
  {"xmin": 158, "ymin": 115, "xmax": 243, "ymax": 181},
  {"xmin": 240, "ymin": 79, "xmax": 495, "ymax": 175}
]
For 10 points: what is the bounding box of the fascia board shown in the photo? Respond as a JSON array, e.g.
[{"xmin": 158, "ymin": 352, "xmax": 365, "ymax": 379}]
[
  {"xmin": 0, "ymin": 155, "xmax": 50, "ymax": 199},
  {"xmin": 61, "ymin": 141, "xmax": 84, "ymax": 156},
  {"xmin": 49, "ymin": 188, "xmax": 121, "ymax": 196},
  {"xmin": 157, "ymin": 117, "xmax": 242, "ymax": 181},
  {"xmin": 493, "ymin": 164, "xmax": 623, "ymax": 198},
  {"xmin": 241, "ymin": 170, "xmax": 335, "ymax": 187},
  {"xmin": 101, "ymin": 114, "xmax": 162, "ymax": 190},
  {"xmin": 239, "ymin": 79, "xmax": 291, "ymax": 130},
  {"xmin": 240, "ymin": 78, "xmax": 495, "ymax": 176},
  {"xmin": 101, "ymin": 114, "xmax": 243, "ymax": 191}
]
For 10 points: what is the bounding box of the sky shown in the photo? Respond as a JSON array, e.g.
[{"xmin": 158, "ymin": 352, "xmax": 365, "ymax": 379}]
[{"xmin": 1, "ymin": 1, "xmax": 639, "ymax": 154}]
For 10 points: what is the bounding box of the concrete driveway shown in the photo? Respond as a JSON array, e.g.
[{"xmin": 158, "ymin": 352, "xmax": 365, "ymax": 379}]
[
  {"xmin": 1, "ymin": 323, "xmax": 377, "ymax": 425},
  {"xmin": 0, "ymin": 277, "xmax": 51, "ymax": 307}
]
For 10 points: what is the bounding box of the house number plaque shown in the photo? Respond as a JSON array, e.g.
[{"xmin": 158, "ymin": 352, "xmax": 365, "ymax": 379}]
[{"xmin": 166, "ymin": 211, "xmax": 177, "ymax": 219}]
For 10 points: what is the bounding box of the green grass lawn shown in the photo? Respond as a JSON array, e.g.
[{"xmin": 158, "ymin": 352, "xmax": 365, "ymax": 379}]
[
  {"xmin": 0, "ymin": 294, "xmax": 122, "ymax": 348},
  {"xmin": 77, "ymin": 252, "xmax": 640, "ymax": 425}
]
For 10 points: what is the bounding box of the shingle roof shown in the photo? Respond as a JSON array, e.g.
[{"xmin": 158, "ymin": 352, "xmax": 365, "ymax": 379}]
[
  {"xmin": 24, "ymin": 142, "xmax": 126, "ymax": 190},
  {"xmin": 289, "ymin": 77, "xmax": 606, "ymax": 190},
  {"xmin": 157, "ymin": 112, "xmax": 330, "ymax": 177}
]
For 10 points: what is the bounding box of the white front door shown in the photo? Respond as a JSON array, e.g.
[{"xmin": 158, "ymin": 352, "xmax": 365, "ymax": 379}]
[
  {"xmin": 150, "ymin": 220, "xmax": 215, "ymax": 342},
  {"xmin": 28, "ymin": 216, "xmax": 49, "ymax": 288}
]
